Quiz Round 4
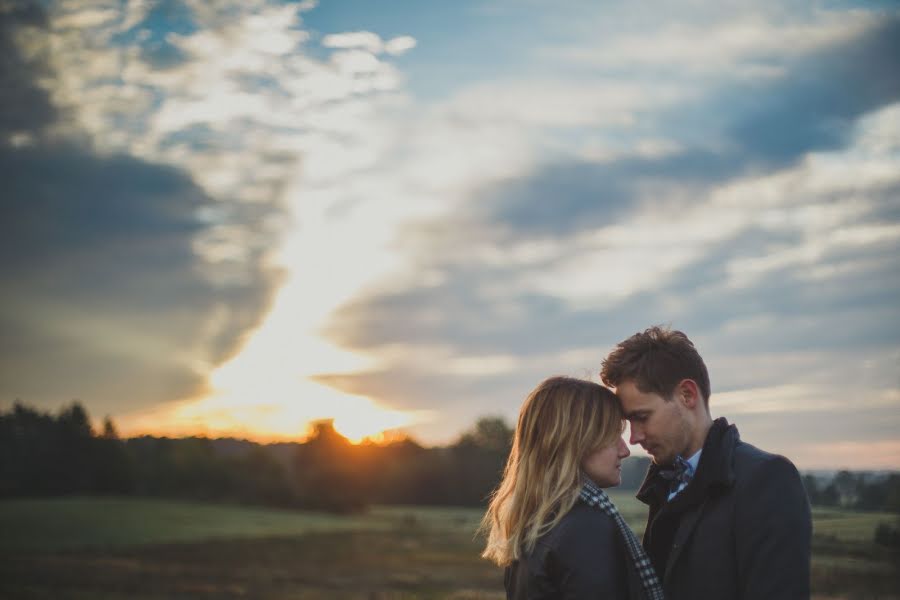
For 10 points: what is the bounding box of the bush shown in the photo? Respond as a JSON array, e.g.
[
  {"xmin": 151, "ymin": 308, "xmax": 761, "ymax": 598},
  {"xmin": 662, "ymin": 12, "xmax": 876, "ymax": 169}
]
[{"xmin": 874, "ymin": 522, "xmax": 900, "ymax": 549}]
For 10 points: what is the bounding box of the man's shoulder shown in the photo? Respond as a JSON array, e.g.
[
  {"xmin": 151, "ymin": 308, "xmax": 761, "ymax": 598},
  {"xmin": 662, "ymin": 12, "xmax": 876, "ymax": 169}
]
[
  {"xmin": 732, "ymin": 437, "xmax": 777, "ymax": 464},
  {"xmin": 731, "ymin": 438, "xmax": 802, "ymax": 485}
]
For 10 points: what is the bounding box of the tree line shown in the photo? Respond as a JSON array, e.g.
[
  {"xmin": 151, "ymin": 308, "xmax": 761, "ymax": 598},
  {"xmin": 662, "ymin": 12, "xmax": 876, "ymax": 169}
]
[
  {"xmin": 801, "ymin": 471, "xmax": 900, "ymax": 513},
  {"xmin": 0, "ymin": 401, "xmax": 522, "ymax": 512},
  {"xmin": 2, "ymin": 402, "xmax": 898, "ymax": 516}
]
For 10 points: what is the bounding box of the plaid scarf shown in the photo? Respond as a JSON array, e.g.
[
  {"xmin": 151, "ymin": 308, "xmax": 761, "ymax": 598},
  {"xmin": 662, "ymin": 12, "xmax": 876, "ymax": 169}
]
[{"xmin": 580, "ymin": 477, "xmax": 666, "ymax": 600}]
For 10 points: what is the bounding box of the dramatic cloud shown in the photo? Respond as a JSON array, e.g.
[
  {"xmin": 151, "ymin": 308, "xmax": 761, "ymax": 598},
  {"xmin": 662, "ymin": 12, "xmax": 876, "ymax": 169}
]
[
  {"xmin": 0, "ymin": 2, "xmax": 56, "ymax": 140},
  {"xmin": 3, "ymin": 0, "xmax": 898, "ymax": 465},
  {"xmin": 317, "ymin": 15, "xmax": 900, "ymax": 461},
  {"xmin": 1, "ymin": 0, "xmax": 409, "ymax": 424},
  {"xmin": 0, "ymin": 2, "xmax": 278, "ymax": 415}
]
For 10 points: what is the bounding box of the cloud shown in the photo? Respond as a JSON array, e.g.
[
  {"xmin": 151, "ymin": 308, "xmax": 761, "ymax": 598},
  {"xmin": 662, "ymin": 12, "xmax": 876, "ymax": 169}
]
[
  {"xmin": 8, "ymin": 0, "xmax": 422, "ymax": 433},
  {"xmin": 724, "ymin": 16, "xmax": 900, "ymax": 165},
  {"xmin": 316, "ymin": 17, "xmax": 900, "ymax": 457},
  {"xmin": 4, "ymin": 0, "xmax": 898, "ymax": 463},
  {"xmin": 541, "ymin": 10, "xmax": 874, "ymax": 79},
  {"xmin": 792, "ymin": 440, "xmax": 900, "ymax": 471},
  {"xmin": 312, "ymin": 347, "xmax": 609, "ymax": 443},
  {"xmin": 0, "ymin": 139, "xmax": 279, "ymax": 415},
  {"xmin": 435, "ymin": 79, "xmax": 688, "ymax": 128},
  {"xmin": 322, "ymin": 30, "xmax": 384, "ymax": 53},
  {"xmin": 0, "ymin": 2, "xmax": 56, "ymax": 140},
  {"xmin": 0, "ymin": 2, "xmax": 280, "ymax": 413},
  {"xmin": 730, "ymin": 397, "xmax": 900, "ymax": 469},
  {"xmin": 385, "ymin": 35, "xmax": 416, "ymax": 55},
  {"xmin": 1, "ymin": 0, "xmax": 413, "ymax": 419},
  {"xmin": 450, "ymin": 16, "xmax": 900, "ymax": 243},
  {"xmin": 322, "ymin": 31, "xmax": 415, "ymax": 57}
]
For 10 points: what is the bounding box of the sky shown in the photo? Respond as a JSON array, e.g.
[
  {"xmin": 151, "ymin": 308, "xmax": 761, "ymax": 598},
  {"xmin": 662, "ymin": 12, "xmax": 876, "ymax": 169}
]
[{"xmin": 1, "ymin": 0, "xmax": 899, "ymax": 470}]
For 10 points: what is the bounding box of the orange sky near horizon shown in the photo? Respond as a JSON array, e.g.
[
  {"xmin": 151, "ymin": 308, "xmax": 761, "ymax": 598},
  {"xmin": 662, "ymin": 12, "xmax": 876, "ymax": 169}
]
[{"xmin": 3, "ymin": 2, "xmax": 898, "ymax": 474}]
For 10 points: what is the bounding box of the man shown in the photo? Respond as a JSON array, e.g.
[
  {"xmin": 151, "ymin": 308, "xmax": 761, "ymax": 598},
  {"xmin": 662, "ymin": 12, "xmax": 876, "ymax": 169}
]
[{"xmin": 601, "ymin": 326, "xmax": 812, "ymax": 600}]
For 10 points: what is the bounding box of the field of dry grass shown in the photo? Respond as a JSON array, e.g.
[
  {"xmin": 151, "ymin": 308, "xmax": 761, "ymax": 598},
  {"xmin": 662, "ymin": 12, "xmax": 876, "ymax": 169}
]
[{"xmin": 0, "ymin": 494, "xmax": 896, "ymax": 599}]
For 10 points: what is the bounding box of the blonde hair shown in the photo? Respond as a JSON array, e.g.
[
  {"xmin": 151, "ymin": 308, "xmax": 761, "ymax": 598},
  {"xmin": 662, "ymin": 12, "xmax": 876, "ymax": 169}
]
[{"xmin": 481, "ymin": 376, "xmax": 624, "ymax": 566}]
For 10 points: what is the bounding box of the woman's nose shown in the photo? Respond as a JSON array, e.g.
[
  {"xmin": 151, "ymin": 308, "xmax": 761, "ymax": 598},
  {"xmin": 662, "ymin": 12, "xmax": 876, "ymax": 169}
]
[{"xmin": 619, "ymin": 437, "xmax": 631, "ymax": 458}]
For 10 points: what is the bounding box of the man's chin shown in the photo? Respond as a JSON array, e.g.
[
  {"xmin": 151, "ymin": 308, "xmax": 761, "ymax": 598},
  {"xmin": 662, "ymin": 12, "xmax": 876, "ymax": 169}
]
[{"xmin": 649, "ymin": 453, "xmax": 673, "ymax": 466}]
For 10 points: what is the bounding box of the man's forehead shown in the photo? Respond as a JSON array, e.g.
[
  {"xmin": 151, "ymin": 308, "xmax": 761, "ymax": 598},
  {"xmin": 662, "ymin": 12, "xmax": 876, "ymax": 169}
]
[
  {"xmin": 615, "ymin": 379, "xmax": 649, "ymax": 399},
  {"xmin": 616, "ymin": 381, "xmax": 660, "ymax": 409}
]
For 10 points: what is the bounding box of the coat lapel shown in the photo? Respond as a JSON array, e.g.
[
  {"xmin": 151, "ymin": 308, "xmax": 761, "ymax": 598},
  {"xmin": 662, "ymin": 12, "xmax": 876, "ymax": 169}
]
[
  {"xmin": 635, "ymin": 418, "xmax": 741, "ymax": 583},
  {"xmin": 662, "ymin": 498, "xmax": 708, "ymax": 584}
]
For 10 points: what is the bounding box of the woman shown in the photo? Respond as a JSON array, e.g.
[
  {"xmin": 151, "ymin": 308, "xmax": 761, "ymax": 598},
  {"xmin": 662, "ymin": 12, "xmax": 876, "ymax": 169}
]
[{"xmin": 481, "ymin": 376, "xmax": 664, "ymax": 600}]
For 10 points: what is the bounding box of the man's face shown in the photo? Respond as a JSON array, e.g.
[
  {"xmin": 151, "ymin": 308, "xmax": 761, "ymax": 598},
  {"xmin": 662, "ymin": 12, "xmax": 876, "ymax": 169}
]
[{"xmin": 616, "ymin": 379, "xmax": 691, "ymax": 466}]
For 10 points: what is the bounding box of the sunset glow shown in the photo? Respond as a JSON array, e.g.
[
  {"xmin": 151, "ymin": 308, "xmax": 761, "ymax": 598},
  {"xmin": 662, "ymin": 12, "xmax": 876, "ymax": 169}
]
[
  {"xmin": 3, "ymin": 1, "xmax": 898, "ymax": 467},
  {"xmin": 117, "ymin": 380, "xmax": 416, "ymax": 445}
]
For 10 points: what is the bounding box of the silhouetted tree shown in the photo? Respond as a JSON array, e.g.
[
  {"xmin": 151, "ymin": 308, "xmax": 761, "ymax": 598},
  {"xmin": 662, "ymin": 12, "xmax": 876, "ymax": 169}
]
[
  {"xmin": 832, "ymin": 470, "xmax": 860, "ymax": 507},
  {"xmin": 802, "ymin": 474, "xmax": 821, "ymax": 504},
  {"xmin": 457, "ymin": 417, "xmax": 514, "ymax": 453},
  {"xmin": 449, "ymin": 417, "xmax": 514, "ymax": 505},
  {"xmin": 293, "ymin": 420, "xmax": 366, "ymax": 512},
  {"xmin": 874, "ymin": 519, "xmax": 900, "ymax": 549},
  {"xmin": 885, "ymin": 475, "xmax": 900, "ymax": 513},
  {"xmin": 228, "ymin": 446, "xmax": 297, "ymax": 507},
  {"xmin": 55, "ymin": 402, "xmax": 96, "ymax": 493},
  {"xmin": 7, "ymin": 401, "xmax": 898, "ymax": 515},
  {"xmin": 0, "ymin": 402, "xmax": 134, "ymax": 497},
  {"xmin": 93, "ymin": 416, "xmax": 134, "ymax": 494},
  {"xmin": 101, "ymin": 416, "xmax": 119, "ymax": 439}
]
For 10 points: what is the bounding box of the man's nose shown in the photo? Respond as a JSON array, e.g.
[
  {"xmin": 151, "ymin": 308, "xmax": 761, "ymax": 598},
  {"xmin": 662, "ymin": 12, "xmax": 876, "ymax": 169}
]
[{"xmin": 629, "ymin": 426, "xmax": 643, "ymax": 446}]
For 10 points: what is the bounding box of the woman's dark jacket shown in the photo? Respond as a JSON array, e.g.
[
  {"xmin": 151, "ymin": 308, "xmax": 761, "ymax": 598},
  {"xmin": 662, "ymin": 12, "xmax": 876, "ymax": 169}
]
[
  {"xmin": 504, "ymin": 502, "xmax": 644, "ymax": 600},
  {"xmin": 637, "ymin": 417, "xmax": 812, "ymax": 600}
]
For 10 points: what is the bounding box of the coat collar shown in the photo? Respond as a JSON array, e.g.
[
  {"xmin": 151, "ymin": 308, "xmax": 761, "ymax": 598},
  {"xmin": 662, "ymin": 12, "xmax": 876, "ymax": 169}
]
[{"xmin": 636, "ymin": 417, "xmax": 739, "ymax": 508}]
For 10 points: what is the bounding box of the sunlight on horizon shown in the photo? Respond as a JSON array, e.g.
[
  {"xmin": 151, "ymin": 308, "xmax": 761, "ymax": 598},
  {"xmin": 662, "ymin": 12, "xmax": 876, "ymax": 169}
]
[
  {"xmin": 115, "ymin": 167, "xmax": 430, "ymax": 442},
  {"xmin": 116, "ymin": 378, "xmax": 421, "ymax": 444}
]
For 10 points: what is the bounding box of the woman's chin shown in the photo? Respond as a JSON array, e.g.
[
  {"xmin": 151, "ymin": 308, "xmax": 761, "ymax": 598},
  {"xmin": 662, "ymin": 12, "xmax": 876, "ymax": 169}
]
[{"xmin": 601, "ymin": 475, "xmax": 622, "ymax": 488}]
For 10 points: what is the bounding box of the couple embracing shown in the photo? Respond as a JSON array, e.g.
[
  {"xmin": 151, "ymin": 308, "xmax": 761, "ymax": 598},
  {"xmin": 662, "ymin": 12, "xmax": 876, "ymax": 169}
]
[{"xmin": 482, "ymin": 326, "xmax": 812, "ymax": 600}]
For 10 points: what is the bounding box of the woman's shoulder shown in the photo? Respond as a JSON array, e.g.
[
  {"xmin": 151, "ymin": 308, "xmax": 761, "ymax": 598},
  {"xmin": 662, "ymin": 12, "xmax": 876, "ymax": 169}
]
[
  {"xmin": 529, "ymin": 502, "xmax": 632, "ymax": 597},
  {"xmin": 539, "ymin": 501, "xmax": 620, "ymax": 551}
]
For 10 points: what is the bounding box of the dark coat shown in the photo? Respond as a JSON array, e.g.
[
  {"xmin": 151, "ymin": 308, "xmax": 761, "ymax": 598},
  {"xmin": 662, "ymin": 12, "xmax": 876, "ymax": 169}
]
[
  {"xmin": 504, "ymin": 502, "xmax": 644, "ymax": 600},
  {"xmin": 637, "ymin": 417, "xmax": 812, "ymax": 600}
]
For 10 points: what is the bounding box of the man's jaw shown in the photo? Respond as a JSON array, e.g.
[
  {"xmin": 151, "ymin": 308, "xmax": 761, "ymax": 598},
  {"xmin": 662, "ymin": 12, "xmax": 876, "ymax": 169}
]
[{"xmin": 647, "ymin": 446, "xmax": 675, "ymax": 466}]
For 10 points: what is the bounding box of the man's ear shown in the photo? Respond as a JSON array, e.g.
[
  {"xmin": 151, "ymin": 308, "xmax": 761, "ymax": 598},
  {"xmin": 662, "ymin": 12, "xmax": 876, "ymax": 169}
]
[{"xmin": 678, "ymin": 379, "xmax": 702, "ymax": 409}]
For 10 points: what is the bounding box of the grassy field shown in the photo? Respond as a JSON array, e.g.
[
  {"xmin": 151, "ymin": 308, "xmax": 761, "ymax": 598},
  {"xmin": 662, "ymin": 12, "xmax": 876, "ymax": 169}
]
[
  {"xmin": 0, "ymin": 494, "xmax": 897, "ymax": 599},
  {"xmin": 0, "ymin": 497, "xmax": 394, "ymax": 551}
]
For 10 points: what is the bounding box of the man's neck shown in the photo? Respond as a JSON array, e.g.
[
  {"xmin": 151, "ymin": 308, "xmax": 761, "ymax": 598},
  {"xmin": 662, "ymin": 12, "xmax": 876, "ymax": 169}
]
[{"xmin": 685, "ymin": 414, "xmax": 713, "ymax": 457}]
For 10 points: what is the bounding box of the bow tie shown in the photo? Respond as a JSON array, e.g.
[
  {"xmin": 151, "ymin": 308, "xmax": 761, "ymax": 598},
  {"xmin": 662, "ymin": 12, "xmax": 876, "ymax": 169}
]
[{"xmin": 659, "ymin": 455, "xmax": 694, "ymax": 487}]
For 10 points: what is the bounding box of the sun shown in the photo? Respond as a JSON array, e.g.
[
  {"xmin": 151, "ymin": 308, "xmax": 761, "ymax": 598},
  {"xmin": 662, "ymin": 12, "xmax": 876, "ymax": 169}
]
[
  {"xmin": 117, "ymin": 377, "xmax": 414, "ymax": 444},
  {"xmin": 331, "ymin": 403, "xmax": 413, "ymax": 443},
  {"xmin": 114, "ymin": 166, "xmax": 426, "ymax": 443}
]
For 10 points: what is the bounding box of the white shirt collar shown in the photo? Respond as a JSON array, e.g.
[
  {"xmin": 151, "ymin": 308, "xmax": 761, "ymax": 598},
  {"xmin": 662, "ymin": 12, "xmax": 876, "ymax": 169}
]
[
  {"xmin": 685, "ymin": 448, "xmax": 702, "ymax": 472},
  {"xmin": 667, "ymin": 448, "xmax": 702, "ymax": 501}
]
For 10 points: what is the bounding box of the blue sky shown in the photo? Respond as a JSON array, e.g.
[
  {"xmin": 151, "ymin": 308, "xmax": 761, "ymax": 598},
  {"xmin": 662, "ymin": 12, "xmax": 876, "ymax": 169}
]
[{"xmin": 2, "ymin": 0, "xmax": 899, "ymax": 468}]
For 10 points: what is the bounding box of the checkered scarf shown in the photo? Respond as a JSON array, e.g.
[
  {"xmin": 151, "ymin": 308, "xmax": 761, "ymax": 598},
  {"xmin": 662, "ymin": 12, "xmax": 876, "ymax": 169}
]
[{"xmin": 580, "ymin": 477, "xmax": 666, "ymax": 600}]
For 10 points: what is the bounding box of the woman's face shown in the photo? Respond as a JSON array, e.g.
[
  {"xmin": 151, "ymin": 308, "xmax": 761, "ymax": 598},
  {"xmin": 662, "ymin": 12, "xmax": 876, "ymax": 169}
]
[{"xmin": 581, "ymin": 435, "xmax": 631, "ymax": 487}]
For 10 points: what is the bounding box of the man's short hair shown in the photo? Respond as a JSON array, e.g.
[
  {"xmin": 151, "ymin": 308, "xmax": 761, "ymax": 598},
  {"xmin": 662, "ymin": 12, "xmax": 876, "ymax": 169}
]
[{"xmin": 601, "ymin": 326, "xmax": 711, "ymax": 404}]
